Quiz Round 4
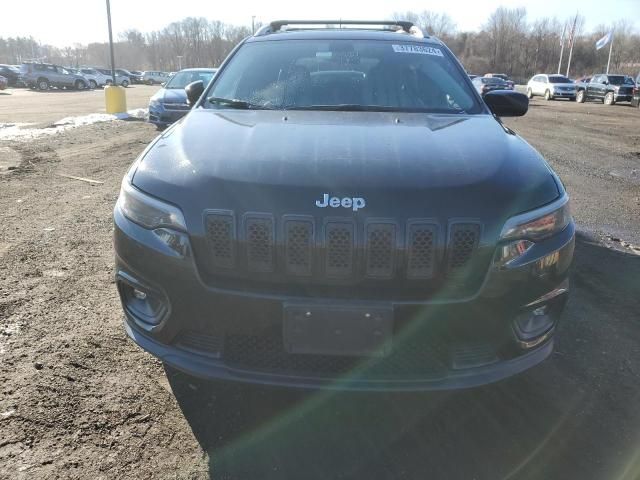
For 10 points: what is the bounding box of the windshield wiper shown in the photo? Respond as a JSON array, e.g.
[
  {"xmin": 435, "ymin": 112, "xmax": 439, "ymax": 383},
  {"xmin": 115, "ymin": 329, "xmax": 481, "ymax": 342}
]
[{"xmin": 208, "ymin": 96, "xmax": 265, "ymax": 109}]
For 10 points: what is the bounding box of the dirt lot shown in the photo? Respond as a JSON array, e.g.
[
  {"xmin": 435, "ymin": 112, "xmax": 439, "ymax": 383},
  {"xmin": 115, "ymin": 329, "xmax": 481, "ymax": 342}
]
[
  {"xmin": 0, "ymin": 85, "xmax": 160, "ymax": 125},
  {"xmin": 0, "ymin": 95, "xmax": 639, "ymax": 480}
]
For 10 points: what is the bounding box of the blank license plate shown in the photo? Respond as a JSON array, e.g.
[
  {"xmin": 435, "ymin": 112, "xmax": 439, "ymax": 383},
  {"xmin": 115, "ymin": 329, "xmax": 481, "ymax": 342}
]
[{"xmin": 283, "ymin": 304, "xmax": 393, "ymax": 357}]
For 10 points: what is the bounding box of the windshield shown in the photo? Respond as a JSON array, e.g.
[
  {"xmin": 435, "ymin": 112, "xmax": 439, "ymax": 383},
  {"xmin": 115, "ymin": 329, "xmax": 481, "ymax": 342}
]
[
  {"xmin": 608, "ymin": 76, "xmax": 625, "ymax": 85},
  {"xmin": 165, "ymin": 70, "xmax": 216, "ymax": 89},
  {"xmin": 482, "ymin": 77, "xmax": 506, "ymax": 85},
  {"xmin": 549, "ymin": 76, "xmax": 572, "ymax": 84},
  {"xmin": 206, "ymin": 39, "xmax": 481, "ymax": 113}
]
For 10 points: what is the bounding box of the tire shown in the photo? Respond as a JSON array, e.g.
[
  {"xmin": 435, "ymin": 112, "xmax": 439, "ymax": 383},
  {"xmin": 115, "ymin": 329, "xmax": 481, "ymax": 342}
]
[
  {"xmin": 74, "ymin": 80, "xmax": 86, "ymax": 90},
  {"xmin": 89, "ymin": 80, "xmax": 97, "ymax": 89},
  {"xmin": 37, "ymin": 78, "xmax": 49, "ymax": 91},
  {"xmin": 604, "ymin": 92, "xmax": 615, "ymax": 105},
  {"xmin": 526, "ymin": 88, "xmax": 533, "ymax": 99},
  {"xmin": 544, "ymin": 90, "xmax": 553, "ymax": 101},
  {"xmin": 121, "ymin": 79, "xmax": 129, "ymax": 88},
  {"xmin": 576, "ymin": 90, "xmax": 585, "ymax": 103}
]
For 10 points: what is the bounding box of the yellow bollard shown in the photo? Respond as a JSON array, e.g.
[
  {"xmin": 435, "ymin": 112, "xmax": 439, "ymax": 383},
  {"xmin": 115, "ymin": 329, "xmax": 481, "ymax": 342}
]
[{"xmin": 105, "ymin": 85, "xmax": 127, "ymax": 114}]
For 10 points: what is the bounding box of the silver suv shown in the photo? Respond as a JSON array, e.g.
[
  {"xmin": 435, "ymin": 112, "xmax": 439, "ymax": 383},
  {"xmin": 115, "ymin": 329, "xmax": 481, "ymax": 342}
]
[
  {"xmin": 142, "ymin": 71, "xmax": 170, "ymax": 85},
  {"xmin": 21, "ymin": 63, "xmax": 88, "ymax": 91}
]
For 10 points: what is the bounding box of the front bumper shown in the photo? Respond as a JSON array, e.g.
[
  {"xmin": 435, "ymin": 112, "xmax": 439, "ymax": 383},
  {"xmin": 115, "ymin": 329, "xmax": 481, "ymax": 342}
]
[
  {"xmin": 614, "ymin": 93, "xmax": 632, "ymax": 102},
  {"xmin": 147, "ymin": 104, "xmax": 188, "ymax": 127},
  {"xmin": 551, "ymin": 90, "xmax": 576, "ymax": 98},
  {"xmin": 114, "ymin": 207, "xmax": 574, "ymax": 391}
]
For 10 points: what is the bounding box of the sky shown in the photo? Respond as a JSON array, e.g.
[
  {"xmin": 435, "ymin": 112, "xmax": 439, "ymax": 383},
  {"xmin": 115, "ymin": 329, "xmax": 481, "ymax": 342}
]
[{"xmin": 1, "ymin": 0, "xmax": 638, "ymax": 47}]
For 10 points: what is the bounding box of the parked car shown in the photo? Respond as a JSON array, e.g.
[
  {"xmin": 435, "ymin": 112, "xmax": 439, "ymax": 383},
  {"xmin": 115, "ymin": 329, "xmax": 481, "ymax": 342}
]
[
  {"xmin": 526, "ymin": 74, "xmax": 576, "ymax": 101},
  {"xmin": 148, "ymin": 68, "xmax": 217, "ymax": 128},
  {"xmin": 129, "ymin": 70, "xmax": 145, "ymax": 84},
  {"xmin": 484, "ymin": 73, "xmax": 514, "ymax": 89},
  {"xmin": 115, "ymin": 20, "xmax": 573, "ymax": 391},
  {"xmin": 20, "ymin": 62, "xmax": 88, "ymax": 90},
  {"xmin": 0, "ymin": 64, "xmax": 25, "ymax": 87},
  {"xmin": 115, "ymin": 68, "xmax": 135, "ymax": 82},
  {"xmin": 631, "ymin": 85, "xmax": 640, "ymax": 108},
  {"xmin": 472, "ymin": 76, "xmax": 510, "ymax": 96},
  {"xmin": 576, "ymin": 74, "xmax": 634, "ymax": 105},
  {"xmin": 76, "ymin": 67, "xmax": 109, "ymax": 89},
  {"xmin": 142, "ymin": 71, "xmax": 170, "ymax": 85},
  {"xmin": 95, "ymin": 68, "xmax": 130, "ymax": 87},
  {"xmin": 0, "ymin": 75, "xmax": 7, "ymax": 90}
]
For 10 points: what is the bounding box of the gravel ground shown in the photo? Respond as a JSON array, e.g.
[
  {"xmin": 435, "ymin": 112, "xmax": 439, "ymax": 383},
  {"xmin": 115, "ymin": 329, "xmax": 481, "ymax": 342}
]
[
  {"xmin": 0, "ymin": 85, "xmax": 160, "ymax": 125},
  {"xmin": 0, "ymin": 97, "xmax": 639, "ymax": 480}
]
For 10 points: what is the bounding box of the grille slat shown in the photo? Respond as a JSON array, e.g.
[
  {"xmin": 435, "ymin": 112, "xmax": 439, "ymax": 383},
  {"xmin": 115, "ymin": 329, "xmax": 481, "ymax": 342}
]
[
  {"xmin": 245, "ymin": 215, "xmax": 275, "ymax": 272},
  {"xmin": 285, "ymin": 218, "xmax": 314, "ymax": 276},
  {"xmin": 325, "ymin": 222, "xmax": 355, "ymax": 277},
  {"xmin": 366, "ymin": 223, "xmax": 396, "ymax": 278},
  {"xmin": 407, "ymin": 222, "xmax": 438, "ymax": 279},
  {"xmin": 448, "ymin": 223, "xmax": 481, "ymax": 271},
  {"xmin": 205, "ymin": 211, "xmax": 236, "ymax": 269}
]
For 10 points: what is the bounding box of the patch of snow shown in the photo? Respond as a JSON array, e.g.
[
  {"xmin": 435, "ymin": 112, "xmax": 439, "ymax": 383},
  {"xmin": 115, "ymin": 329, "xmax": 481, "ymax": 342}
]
[{"xmin": 0, "ymin": 109, "xmax": 148, "ymax": 142}]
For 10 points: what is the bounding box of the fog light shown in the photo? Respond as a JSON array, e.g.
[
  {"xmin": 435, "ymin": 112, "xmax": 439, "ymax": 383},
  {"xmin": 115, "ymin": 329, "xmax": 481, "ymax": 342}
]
[
  {"xmin": 116, "ymin": 274, "xmax": 169, "ymax": 328},
  {"xmin": 133, "ymin": 289, "xmax": 147, "ymax": 300},
  {"xmin": 513, "ymin": 307, "xmax": 555, "ymax": 349},
  {"xmin": 532, "ymin": 306, "xmax": 547, "ymax": 316}
]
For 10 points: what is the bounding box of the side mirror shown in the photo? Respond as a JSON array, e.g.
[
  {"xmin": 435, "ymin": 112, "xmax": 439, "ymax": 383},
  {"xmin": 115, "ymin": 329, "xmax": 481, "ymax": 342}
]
[
  {"xmin": 185, "ymin": 80, "xmax": 204, "ymax": 107},
  {"xmin": 484, "ymin": 90, "xmax": 528, "ymax": 117}
]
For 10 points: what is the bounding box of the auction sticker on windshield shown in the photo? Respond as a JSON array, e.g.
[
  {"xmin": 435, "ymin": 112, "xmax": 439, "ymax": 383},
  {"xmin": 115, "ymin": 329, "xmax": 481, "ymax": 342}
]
[{"xmin": 392, "ymin": 44, "xmax": 443, "ymax": 56}]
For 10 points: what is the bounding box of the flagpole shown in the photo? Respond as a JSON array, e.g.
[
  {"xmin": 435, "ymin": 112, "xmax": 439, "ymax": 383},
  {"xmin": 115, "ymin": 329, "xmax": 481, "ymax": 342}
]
[
  {"xmin": 565, "ymin": 13, "xmax": 578, "ymax": 78},
  {"xmin": 558, "ymin": 23, "xmax": 566, "ymax": 74},
  {"xmin": 606, "ymin": 33, "xmax": 613, "ymax": 74}
]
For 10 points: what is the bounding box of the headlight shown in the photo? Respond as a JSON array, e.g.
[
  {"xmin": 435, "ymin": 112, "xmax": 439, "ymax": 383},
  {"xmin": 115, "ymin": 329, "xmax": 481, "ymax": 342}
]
[
  {"xmin": 500, "ymin": 195, "xmax": 570, "ymax": 242},
  {"xmin": 495, "ymin": 195, "xmax": 571, "ymax": 267},
  {"xmin": 116, "ymin": 179, "xmax": 186, "ymax": 231}
]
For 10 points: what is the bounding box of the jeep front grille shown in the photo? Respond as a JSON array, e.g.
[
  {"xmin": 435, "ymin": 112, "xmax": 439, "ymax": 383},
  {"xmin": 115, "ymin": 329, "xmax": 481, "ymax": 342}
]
[{"xmin": 202, "ymin": 212, "xmax": 483, "ymax": 286}]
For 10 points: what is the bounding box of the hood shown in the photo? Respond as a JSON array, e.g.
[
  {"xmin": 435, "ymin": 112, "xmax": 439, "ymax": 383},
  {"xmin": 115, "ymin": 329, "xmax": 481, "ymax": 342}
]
[
  {"xmin": 132, "ymin": 109, "xmax": 559, "ymax": 237},
  {"xmin": 151, "ymin": 88, "xmax": 187, "ymax": 105}
]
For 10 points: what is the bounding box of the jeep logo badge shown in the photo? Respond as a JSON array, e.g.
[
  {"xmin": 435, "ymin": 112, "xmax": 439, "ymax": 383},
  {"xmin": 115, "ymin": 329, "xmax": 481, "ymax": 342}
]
[{"xmin": 315, "ymin": 193, "xmax": 366, "ymax": 212}]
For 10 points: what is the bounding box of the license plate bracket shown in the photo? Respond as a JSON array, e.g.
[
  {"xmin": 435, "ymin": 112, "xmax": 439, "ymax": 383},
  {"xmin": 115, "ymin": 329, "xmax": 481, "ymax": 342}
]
[{"xmin": 283, "ymin": 304, "xmax": 393, "ymax": 357}]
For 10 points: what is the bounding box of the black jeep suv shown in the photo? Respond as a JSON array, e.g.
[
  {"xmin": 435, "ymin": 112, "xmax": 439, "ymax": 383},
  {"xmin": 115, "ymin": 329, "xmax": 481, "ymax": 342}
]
[
  {"xmin": 114, "ymin": 21, "xmax": 574, "ymax": 391},
  {"xmin": 576, "ymin": 74, "xmax": 635, "ymax": 105}
]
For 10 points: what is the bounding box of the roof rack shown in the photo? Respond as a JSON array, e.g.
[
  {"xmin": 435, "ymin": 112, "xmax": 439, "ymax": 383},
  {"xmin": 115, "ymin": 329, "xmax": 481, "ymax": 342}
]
[{"xmin": 255, "ymin": 20, "xmax": 425, "ymax": 37}]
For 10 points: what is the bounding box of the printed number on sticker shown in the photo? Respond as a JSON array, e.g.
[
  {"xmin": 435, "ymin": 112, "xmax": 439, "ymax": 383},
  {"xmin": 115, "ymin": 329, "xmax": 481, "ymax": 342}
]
[{"xmin": 392, "ymin": 45, "xmax": 443, "ymax": 56}]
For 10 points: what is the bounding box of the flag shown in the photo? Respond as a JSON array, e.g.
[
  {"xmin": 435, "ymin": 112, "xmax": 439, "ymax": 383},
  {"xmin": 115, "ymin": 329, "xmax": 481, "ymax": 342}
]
[{"xmin": 596, "ymin": 32, "xmax": 612, "ymax": 50}]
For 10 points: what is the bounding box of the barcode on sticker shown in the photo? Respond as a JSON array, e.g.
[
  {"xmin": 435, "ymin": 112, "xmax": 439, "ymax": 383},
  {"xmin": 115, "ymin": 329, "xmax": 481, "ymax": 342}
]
[{"xmin": 392, "ymin": 45, "xmax": 443, "ymax": 56}]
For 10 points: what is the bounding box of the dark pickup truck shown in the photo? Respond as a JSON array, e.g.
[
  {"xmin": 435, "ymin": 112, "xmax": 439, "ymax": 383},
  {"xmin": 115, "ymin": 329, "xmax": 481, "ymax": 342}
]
[{"xmin": 576, "ymin": 74, "xmax": 635, "ymax": 105}]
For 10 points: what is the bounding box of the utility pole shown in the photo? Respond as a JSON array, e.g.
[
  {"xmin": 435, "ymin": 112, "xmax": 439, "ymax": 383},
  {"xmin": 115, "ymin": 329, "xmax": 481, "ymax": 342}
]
[
  {"xmin": 557, "ymin": 23, "xmax": 567, "ymax": 74},
  {"xmin": 606, "ymin": 34, "xmax": 614, "ymax": 74},
  {"xmin": 252, "ymin": 16, "xmax": 256, "ymax": 34},
  {"xmin": 565, "ymin": 13, "xmax": 578, "ymax": 78},
  {"xmin": 106, "ymin": 0, "xmax": 116, "ymax": 85}
]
